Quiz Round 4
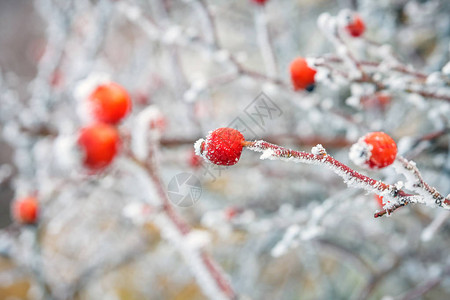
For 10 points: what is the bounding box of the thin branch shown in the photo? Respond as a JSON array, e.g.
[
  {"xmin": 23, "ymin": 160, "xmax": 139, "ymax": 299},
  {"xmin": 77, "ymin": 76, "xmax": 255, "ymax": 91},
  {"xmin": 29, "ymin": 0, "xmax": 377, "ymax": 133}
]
[
  {"xmin": 400, "ymin": 264, "xmax": 450, "ymax": 300},
  {"xmin": 195, "ymin": 0, "xmax": 220, "ymax": 49},
  {"xmin": 254, "ymin": 6, "xmax": 278, "ymax": 78},
  {"xmin": 130, "ymin": 155, "xmax": 236, "ymax": 300},
  {"xmin": 357, "ymin": 255, "xmax": 402, "ymax": 300},
  {"xmin": 395, "ymin": 155, "xmax": 450, "ymax": 207},
  {"xmin": 66, "ymin": 239, "xmax": 149, "ymax": 299},
  {"xmin": 243, "ymin": 140, "xmax": 425, "ymax": 218}
]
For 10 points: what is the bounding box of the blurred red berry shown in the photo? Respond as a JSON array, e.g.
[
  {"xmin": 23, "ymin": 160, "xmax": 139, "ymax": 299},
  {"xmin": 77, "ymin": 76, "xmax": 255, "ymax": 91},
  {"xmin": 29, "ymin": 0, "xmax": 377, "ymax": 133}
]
[
  {"xmin": 361, "ymin": 92, "xmax": 391, "ymax": 111},
  {"xmin": 290, "ymin": 57, "xmax": 317, "ymax": 91},
  {"xmin": 224, "ymin": 207, "xmax": 239, "ymax": 221},
  {"xmin": 89, "ymin": 82, "xmax": 131, "ymax": 124},
  {"xmin": 251, "ymin": 0, "xmax": 268, "ymax": 5},
  {"xmin": 189, "ymin": 149, "xmax": 203, "ymax": 169},
  {"xmin": 195, "ymin": 128, "xmax": 245, "ymax": 166},
  {"xmin": 50, "ymin": 69, "xmax": 63, "ymax": 88},
  {"xmin": 77, "ymin": 123, "xmax": 120, "ymax": 170},
  {"xmin": 12, "ymin": 196, "xmax": 39, "ymax": 225},
  {"xmin": 345, "ymin": 14, "xmax": 365, "ymax": 37}
]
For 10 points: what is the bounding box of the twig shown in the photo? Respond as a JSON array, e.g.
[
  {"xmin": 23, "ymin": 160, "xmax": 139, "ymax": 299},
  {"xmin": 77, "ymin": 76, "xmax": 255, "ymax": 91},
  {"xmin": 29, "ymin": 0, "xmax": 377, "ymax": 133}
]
[
  {"xmin": 254, "ymin": 6, "xmax": 278, "ymax": 78},
  {"xmin": 243, "ymin": 140, "xmax": 421, "ymax": 218},
  {"xmin": 195, "ymin": 0, "xmax": 220, "ymax": 49},
  {"xmin": 400, "ymin": 264, "xmax": 450, "ymax": 300},
  {"xmin": 129, "ymin": 155, "xmax": 236, "ymax": 300},
  {"xmin": 66, "ymin": 239, "xmax": 149, "ymax": 299},
  {"xmin": 357, "ymin": 255, "xmax": 402, "ymax": 300},
  {"xmin": 395, "ymin": 156, "xmax": 450, "ymax": 207}
]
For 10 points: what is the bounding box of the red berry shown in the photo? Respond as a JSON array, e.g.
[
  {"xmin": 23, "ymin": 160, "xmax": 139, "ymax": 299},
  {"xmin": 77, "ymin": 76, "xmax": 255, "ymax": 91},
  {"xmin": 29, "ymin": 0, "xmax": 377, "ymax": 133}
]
[
  {"xmin": 224, "ymin": 207, "xmax": 240, "ymax": 221},
  {"xmin": 12, "ymin": 197, "xmax": 39, "ymax": 225},
  {"xmin": 189, "ymin": 149, "xmax": 203, "ymax": 169},
  {"xmin": 77, "ymin": 123, "xmax": 120, "ymax": 170},
  {"xmin": 290, "ymin": 57, "xmax": 317, "ymax": 91},
  {"xmin": 361, "ymin": 92, "xmax": 391, "ymax": 111},
  {"xmin": 88, "ymin": 82, "xmax": 131, "ymax": 124},
  {"xmin": 345, "ymin": 14, "xmax": 365, "ymax": 37},
  {"xmin": 251, "ymin": 0, "xmax": 268, "ymax": 5},
  {"xmin": 350, "ymin": 132, "xmax": 397, "ymax": 169},
  {"xmin": 195, "ymin": 128, "xmax": 245, "ymax": 166}
]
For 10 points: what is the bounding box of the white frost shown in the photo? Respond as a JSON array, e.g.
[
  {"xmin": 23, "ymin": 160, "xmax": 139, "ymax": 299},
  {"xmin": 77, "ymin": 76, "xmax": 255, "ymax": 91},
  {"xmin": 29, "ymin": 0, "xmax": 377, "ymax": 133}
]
[
  {"xmin": 442, "ymin": 61, "xmax": 450, "ymax": 75},
  {"xmin": 194, "ymin": 138, "xmax": 205, "ymax": 157},
  {"xmin": 122, "ymin": 202, "xmax": 153, "ymax": 225},
  {"xmin": 311, "ymin": 144, "xmax": 326, "ymax": 156},
  {"xmin": 53, "ymin": 134, "xmax": 83, "ymax": 171},
  {"xmin": 349, "ymin": 139, "xmax": 371, "ymax": 167},
  {"xmin": 131, "ymin": 106, "xmax": 164, "ymax": 160},
  {"xmin": 271, "ymin": 224, "xmax": 301, "ymax": 257},
  {"xmin": 260, "ymin": 148, "xmax": 275, "ymax": 160}
]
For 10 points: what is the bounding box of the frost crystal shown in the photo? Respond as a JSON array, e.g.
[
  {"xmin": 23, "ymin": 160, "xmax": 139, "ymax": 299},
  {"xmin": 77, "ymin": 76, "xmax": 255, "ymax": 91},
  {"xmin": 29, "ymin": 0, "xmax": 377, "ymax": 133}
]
[
  {"xmin": 74, "ymin": 73, "xmax": 111, "ymax": 124},
  {"xmin": 271, "ymin": 225, "xmax": 301, "ymax": 257},
  {"xmin": 442, "ymin": 61, "xmax": 450, "ymax": 75},
  {"xmin": 131, "ymin": 106, "xmax": 164, "ymax": 160},
  {"xmin": 74, "ymin": 72, "xmax": 110, "ymax": 103},
  {"xmin": 185, "ymin": 230, "xmax": 212, "ymax": 250},
  {"xmin": 311, "ymin": 144, "xmax": 326, "ymax": 156},
  {"xmin": 260, "ymin": 148, "xmax": 275, "ymax": 160},
  {"xmin": 349, "ymin": 139, "xmax": 371, "ymax": 167},
  {"xmin": 122, "ymin": 202, "xmax": 152, "ymax": 225},
  {"xmin": 194, "ymin": 139, "xmax": 205, "ymax": 157},
  {"xmin": 53, "ymin": 135, "xmax": 83, "ymax": 171}
]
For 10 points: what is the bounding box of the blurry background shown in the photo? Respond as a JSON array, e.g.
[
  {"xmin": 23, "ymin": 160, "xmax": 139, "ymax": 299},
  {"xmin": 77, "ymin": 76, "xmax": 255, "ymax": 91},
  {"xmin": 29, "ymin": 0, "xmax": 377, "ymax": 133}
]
[{"xmin": 0, "ymin": 0, "xmax": 450, "ymax": 299}]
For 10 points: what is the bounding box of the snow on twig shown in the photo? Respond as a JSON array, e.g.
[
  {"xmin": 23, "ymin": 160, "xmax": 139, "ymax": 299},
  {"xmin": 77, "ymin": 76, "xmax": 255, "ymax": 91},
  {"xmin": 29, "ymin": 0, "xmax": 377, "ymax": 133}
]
[{"xmin": 243, "ymin": 140, "xmax": 447, "ymax": 217}]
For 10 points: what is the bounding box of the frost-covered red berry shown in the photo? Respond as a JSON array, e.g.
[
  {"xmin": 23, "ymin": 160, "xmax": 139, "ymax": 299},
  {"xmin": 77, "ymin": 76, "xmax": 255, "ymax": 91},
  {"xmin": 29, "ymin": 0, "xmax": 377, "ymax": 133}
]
[
  {"xmin": 77, "ymin": 123, "xmax": 120, "ymax": 170},
  {"xmin": 290, "ymin": 57, "xmax": 317, "ymax": 91},
  {"xmin": 345, "ymin": 14, "xmax": 365, "ymax": 37},
  {"xmin": 88, "ymin": 82, "xmax": 131, "ymax": 124},
  {"xmin": 350, "ymin": 132, "xmax": 397, "ymax": 169},
  {"xmin": 12, "ymin": 196, "xmax": 39, "ymax": 225},
  {"xmin": 195, "ymin": 128, "xmax": 245, "ymax": 166}
]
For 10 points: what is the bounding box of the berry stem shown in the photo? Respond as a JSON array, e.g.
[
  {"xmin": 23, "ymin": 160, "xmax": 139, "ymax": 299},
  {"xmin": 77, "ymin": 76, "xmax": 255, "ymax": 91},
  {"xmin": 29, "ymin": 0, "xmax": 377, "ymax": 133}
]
[
  {"xmin": 324, "ymin": 54, "xmax": 428, "ymax": 80},
  {"xmin": 395, "ymin": 156, "xmax": 450, "ymax": 208},
  {"xmin": 242, "ymin": 140, "xmax": 421, "ymax": 218}
]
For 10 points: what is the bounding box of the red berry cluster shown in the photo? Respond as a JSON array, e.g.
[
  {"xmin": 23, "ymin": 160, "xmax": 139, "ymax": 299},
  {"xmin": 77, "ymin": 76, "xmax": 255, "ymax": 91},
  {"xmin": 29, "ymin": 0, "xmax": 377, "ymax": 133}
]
[
  {"xmin": 195, "ymin": 128, "xmax": 246, "ymax": 166},
  {"xmin": 78, "ymin": 82, "xmax": 132, "ymax": 171},
  {"xmin": 288, "ymin": 13, "xmax": 366, "ymax": 92},
  {"xmin": 350, "ymin": 132, "xmax": 398, "ymax": 169}
]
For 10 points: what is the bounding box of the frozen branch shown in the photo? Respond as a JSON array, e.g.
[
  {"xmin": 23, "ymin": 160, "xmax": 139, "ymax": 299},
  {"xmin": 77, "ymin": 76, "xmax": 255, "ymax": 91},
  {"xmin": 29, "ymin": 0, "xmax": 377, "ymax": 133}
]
[
  {"xmin": 394, "ymin": 155, "xmax": 450, "ymax": 208},
  {"xmin": 123, "ymin": 155, "xmax": 236, "ymax": 300},
  {"xmin": 243, "ymin": 140, "xmax": 445, "ymax": 217},
  {"xmin": 254, "ymin": 6, "xmax": 278, "ymax": 78}
]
